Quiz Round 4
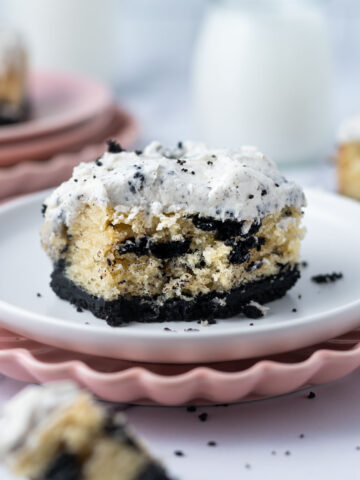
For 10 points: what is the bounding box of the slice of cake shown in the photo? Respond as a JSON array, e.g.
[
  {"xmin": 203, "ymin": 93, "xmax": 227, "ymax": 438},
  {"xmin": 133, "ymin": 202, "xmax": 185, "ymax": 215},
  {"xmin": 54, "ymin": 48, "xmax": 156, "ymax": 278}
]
[
  {"xmin": 337, "ymin": 116, "xmax": 360, "ymax": 200},
  {"xmin": 0, "ymin": 29, "xmax": 28, "ymax": 125},
  {"xmin": 0, "ymin": 382, "xmax": 171, "ymax": 480},
  {"xmin": 41, "ymin": 140, "xmax": 306, "ymax": 325}
]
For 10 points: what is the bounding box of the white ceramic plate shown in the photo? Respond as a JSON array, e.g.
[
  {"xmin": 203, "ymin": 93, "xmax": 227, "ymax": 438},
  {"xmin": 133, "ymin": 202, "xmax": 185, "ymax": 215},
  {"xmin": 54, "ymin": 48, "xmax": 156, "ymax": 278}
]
[{"xmin": 0, "ymin": 188, "xmax": 359, "ymax": 364}]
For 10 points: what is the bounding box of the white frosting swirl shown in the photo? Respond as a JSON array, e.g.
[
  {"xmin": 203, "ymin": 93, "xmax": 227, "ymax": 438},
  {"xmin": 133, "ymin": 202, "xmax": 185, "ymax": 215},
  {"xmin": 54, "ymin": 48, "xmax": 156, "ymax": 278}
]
[
  {"xmin": 0, "ymin": 382, "xmax": 79, "ymax": 461},
  {"xmin": 337, "ymin": 116, "xmax": 360, "ymax": 144},
  {"xmin": 43, "ymin": 141, "xmax": 305, "ymax": 238}
]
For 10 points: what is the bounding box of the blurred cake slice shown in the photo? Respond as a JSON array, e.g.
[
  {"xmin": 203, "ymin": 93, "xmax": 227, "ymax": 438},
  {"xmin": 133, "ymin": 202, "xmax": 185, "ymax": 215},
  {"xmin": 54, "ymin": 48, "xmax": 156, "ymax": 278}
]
[
  {"xmin": 0, "ymin": 382, "xmax": 171, "ymax": 480},
  {"xmin": 0, "ymin": 29, "xmax": 28, "ymax": 125},
  {"xmin": 41, "ymin": 140, "xmax": 306, "ymax": 324},
  {"xmin": 337, "ymin": 116, "xmax": 360, "ymax": 200}
]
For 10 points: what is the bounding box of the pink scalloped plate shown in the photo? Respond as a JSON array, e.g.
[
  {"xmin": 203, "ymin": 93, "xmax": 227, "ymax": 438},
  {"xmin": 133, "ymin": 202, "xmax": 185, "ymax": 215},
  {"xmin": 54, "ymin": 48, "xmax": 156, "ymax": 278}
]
[
  {"xmin": 0, "ymin": 71, "xmax": 112, "ymax": 144},
  {"xmin": 0, "ymin": 105, "xmax": 138, "ymax": 201},
  {"xmin": 1, "ymin": 326, "xmax": 360, "ymax": 405},
  {"xmin": 0, "ymin": 106, "xmax": 115, "ymax": 166}
]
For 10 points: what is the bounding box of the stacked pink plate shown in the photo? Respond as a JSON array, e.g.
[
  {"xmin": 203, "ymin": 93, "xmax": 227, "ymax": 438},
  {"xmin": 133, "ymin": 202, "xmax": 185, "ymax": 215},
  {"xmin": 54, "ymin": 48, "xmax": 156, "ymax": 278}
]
[{"xmin": 0, "ymin": 71, "xmax": 138, "ymax": 200}]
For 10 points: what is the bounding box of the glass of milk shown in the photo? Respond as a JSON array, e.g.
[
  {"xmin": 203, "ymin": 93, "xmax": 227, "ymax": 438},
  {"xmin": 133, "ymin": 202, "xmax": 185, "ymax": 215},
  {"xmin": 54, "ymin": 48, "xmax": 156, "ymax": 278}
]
[{"xmin": 192, "ymin": 0, "xmax": 333, "ymax": 164}]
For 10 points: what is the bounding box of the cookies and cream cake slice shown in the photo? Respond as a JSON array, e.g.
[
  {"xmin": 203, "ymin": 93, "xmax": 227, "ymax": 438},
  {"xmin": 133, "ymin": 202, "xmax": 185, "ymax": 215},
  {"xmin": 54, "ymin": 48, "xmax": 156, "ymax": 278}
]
[
  {"xmin": 41, "ymin": 140, "xmax": 306, "ymax": 325},
  {"xmin": 0, "ymin": 382, "xmax": 171, "ymax": 480},
  {"xmin": 337, "ymin": 116, "xmax": 360, "ymax": 200},
  {"xmin": 0, "ymin": 29, "xmax": 28, "ymax": 125}
]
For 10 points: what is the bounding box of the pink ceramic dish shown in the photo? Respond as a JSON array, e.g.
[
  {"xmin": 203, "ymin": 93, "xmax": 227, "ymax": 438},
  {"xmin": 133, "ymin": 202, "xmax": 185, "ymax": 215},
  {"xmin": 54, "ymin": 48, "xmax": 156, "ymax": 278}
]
[
  {"xmin": 0, "ymin": 72, "xmax": 112, "ymax": 144},
  {"xmin": 0, "ymin": 106, "xmax": 115, "ymax": 167},
  {"xmin": 0, "ymin": 326, "xmax": 359, "ymax": 405},
  {"xmin": 0, "ymin": 105, "xmax": 138, "ymax": 200}
]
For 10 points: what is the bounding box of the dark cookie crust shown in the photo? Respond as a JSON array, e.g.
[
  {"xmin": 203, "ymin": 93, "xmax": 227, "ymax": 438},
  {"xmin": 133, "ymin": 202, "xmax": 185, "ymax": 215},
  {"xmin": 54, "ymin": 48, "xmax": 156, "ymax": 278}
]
[{"xmin": 50, "ymin": 261, "xmax": 300, "ymax": 326}]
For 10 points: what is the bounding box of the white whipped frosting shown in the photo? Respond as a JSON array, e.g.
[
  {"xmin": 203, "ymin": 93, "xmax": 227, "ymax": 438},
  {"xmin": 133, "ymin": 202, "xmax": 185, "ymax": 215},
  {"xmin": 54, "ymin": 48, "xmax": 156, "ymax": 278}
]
[
  {"xmin": 337, "ymin": 116, "xmax": 360, "ymax": 144},
  {"xmin": 0, "ymin": 28, "xmax": 26, "ymax": 76},
  {"xmin": 0, "ymin": 382, "xmax": 79, "ymax": 461},
  {"xmin": 43, "ymin": 141, "xmax": 305, "ymax": 236}
]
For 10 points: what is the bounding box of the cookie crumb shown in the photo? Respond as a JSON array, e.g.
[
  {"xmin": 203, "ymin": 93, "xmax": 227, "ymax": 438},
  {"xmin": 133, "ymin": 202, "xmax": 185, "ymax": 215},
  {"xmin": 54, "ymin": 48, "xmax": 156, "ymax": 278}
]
[
  {"xmin": 107, "ymin": 139, "xmax": 124, "ymax": 153},
  {"xmin": 243, "ymin": 300, "xmax": 269, "ymax": 319},
  {"xmin": 311, "ymin": 272, "xmax": 343, "ymax": 284},
  {"xmin": 41, "ymin": 204, "xmax": 47, "ymax": 217},
  {"xmin": 174, "ymin": 450, "xmax": 184, "ymax": 457},
  {"xmin": 198, "ymin": 413, "xmax": 208, "ymax": 422},
  {"xmin": 186, "ymin": 406, "xmax": 197, "ymax": 413},
  {"xmin": 307, "ymin": 391, "xmax": 316, "ymax": 399}
]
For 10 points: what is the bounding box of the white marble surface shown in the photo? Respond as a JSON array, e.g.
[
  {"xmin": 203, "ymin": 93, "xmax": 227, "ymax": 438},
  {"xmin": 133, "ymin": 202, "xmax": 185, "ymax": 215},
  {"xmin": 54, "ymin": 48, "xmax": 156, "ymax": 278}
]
[{"xmin": 2, "ymin": 371, "xmax": 360, "ymax": 480}]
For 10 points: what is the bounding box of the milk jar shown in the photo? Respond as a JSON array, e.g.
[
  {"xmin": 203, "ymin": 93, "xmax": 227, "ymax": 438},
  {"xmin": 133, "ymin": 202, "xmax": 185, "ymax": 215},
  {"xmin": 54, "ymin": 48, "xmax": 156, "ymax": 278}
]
[{"xmin": 192, "ymin": 0, "xmax": 333, "ymax": 164}]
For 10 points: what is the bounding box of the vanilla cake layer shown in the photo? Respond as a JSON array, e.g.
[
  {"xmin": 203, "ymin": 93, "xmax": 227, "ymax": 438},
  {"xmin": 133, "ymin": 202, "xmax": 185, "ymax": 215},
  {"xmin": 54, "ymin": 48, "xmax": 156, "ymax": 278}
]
[
  {"xmin": 41, "ymin": 141, "xmax": 306, "ymax": 324},
  {"xmin": 338, "ymin": 142, "xmax": 360, "ymax": 200},
  {"xmin": 0, "ymin": 383, "xmax": 171, "ymax": 480}
]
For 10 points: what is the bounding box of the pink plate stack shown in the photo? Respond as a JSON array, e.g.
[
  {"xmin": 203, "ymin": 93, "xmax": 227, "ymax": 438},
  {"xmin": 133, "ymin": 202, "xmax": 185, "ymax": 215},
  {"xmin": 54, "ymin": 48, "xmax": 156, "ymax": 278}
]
[
  {"xmin": 0, "ymin": 71, "xmax": 138, "ymax": 201},
  {"xmin": 0, "ymin": 325, "xmax": 360, "ymax": 405}
]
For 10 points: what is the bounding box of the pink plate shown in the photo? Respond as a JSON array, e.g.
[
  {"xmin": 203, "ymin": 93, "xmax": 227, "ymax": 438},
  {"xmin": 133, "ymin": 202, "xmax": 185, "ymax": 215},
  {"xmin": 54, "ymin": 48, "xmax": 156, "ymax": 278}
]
[
  {"xmin": 1, "ymin": 326, "xmax": 360, "ymax": 405},
  {"xmin": 0, "ymin": 106, "xmax": 115, "ymax": 167},
  {"xmin": 0, "ymin": 71, "xmax": 112, "ymax": 143},
  {"xmin": 0, "ymin": 105, "xmax": 138, "ymax": 201}
]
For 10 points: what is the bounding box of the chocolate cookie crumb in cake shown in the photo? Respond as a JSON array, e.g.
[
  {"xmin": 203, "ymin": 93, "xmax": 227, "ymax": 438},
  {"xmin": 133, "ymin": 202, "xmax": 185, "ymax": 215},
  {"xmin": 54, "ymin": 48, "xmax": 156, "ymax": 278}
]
[
  {"xmin": 41, "ymin": 141, "xmax": 306, "ymax": 325},
  {"xmin": 0, "ymin": 29, "xmax": 28, "ymax": 125},
  {"xmin": 0, "ymin": 382, "xmax": 172, "ymax": 480}
]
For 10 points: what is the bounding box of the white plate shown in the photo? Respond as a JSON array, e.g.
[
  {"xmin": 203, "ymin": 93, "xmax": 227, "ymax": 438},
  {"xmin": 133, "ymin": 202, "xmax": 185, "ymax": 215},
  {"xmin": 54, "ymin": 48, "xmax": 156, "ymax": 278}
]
[{"xmin": 0, "ymin": 188, "xmax": 359, "ymax": 364}]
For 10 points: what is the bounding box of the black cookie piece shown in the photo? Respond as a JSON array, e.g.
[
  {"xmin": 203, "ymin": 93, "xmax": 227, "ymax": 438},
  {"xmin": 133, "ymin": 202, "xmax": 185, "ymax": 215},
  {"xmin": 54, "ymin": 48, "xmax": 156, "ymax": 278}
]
[{"xmin": 43, "ymin": 453, "xmax": 81, "ymax": 480}]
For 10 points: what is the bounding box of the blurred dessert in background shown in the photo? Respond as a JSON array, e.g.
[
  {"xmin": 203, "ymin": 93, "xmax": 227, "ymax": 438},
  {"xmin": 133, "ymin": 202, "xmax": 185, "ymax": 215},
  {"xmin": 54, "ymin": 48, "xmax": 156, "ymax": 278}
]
[
  {"xmin": 0, "ymin": 382, "xmax": 171, "ymax": 480},
  {"xmin": 0, "ymin": 29, "xmax": 28, "ymax": 125},
  {"xmin": 337, "ymin": 116, "xmax": 360, "ymax": 200}
]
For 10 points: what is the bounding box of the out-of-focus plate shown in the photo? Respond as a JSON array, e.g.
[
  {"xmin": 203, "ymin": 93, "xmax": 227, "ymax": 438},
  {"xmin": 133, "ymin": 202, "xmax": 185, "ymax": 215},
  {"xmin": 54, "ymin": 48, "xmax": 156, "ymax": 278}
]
[
  {"xmin": 0, "ymin": 106, "xmax": 114, "ymax": 166},
  {"xmin": 0, "ymin": 71, "xmax": 112, "ymax": 144},
  {"xmin": 0, "ymin": 188, "xmax": 358, "ymax": 364},
  {"xmin": 0, "ymin": 106, "xmax": 138, "ymax": 200}
]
